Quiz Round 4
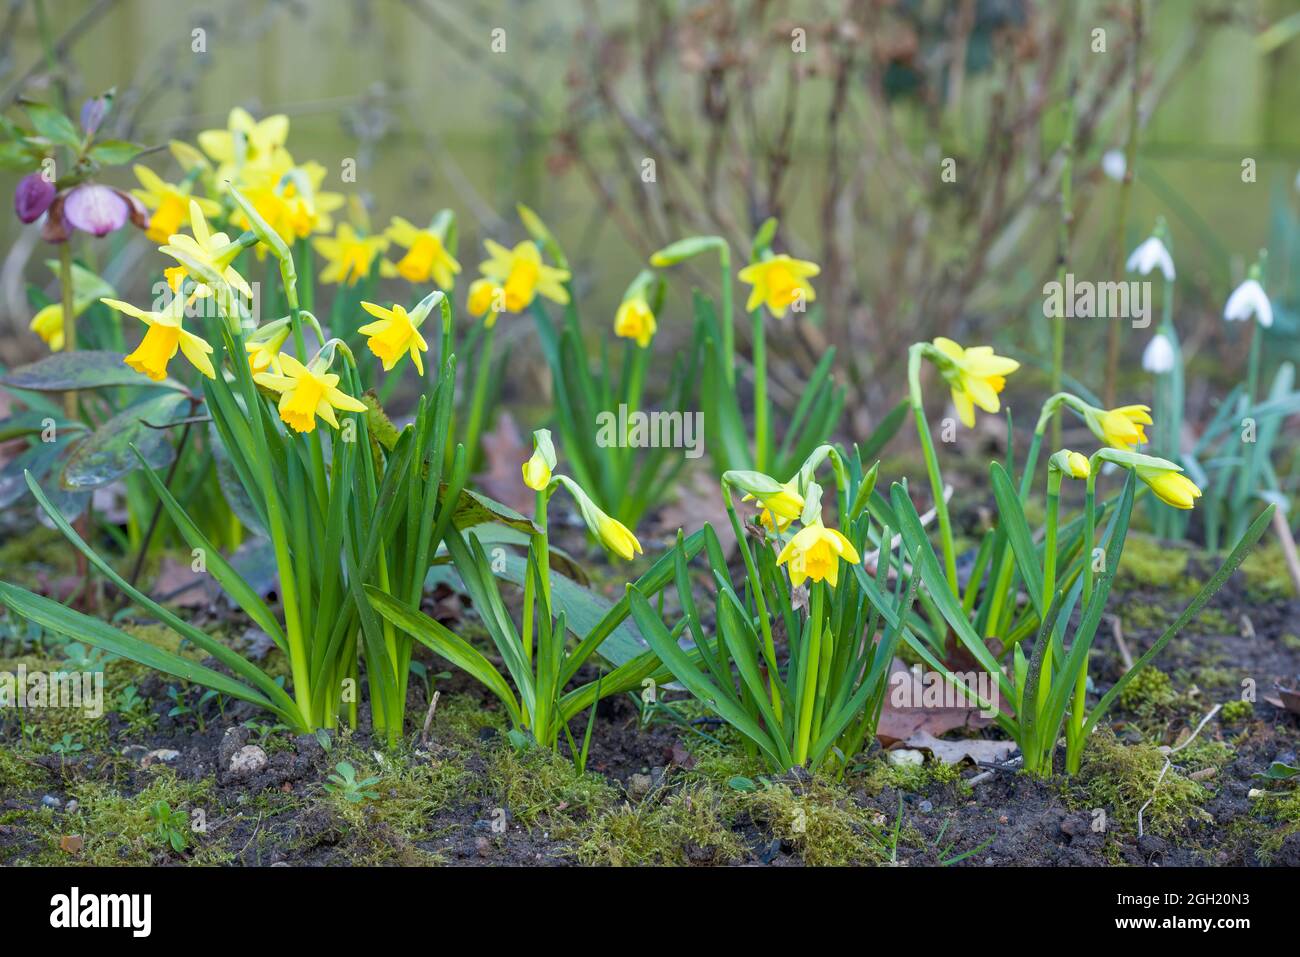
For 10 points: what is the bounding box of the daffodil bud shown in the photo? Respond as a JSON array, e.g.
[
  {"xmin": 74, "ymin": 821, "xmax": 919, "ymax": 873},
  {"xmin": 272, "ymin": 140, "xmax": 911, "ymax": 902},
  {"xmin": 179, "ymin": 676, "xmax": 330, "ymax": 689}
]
[
  {"xmin": 245, "ymin": 315, "xmax": 292, "ymax": 374},
  {"xmin": 799, "ymin": 482, "xmax": 824, "ymax": 527},
  {"xmin": 516, "ymin": 203, "xmax": 567, "ymax": 269},
  {"xmin": 522, "ymin": 429, "xmax": 556, "ymax": 491},
  {"xmin": 556, "ymin": 476, "xmax": 642, "ymax": 560},
  {"xmin": 1049, "ymin": 449, "xmax": 1091, "ymax": 480},
  {"xmin": 648, "ymin": 235, "xmax": 725, "ymax": 268}
]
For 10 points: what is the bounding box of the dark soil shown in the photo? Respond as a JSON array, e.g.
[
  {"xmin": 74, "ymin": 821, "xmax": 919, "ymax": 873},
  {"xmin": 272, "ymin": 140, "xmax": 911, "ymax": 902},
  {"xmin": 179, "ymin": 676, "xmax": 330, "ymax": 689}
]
[{"xmin": 2, "ymin": 527, "xmax": 1298, "ymax": 867}]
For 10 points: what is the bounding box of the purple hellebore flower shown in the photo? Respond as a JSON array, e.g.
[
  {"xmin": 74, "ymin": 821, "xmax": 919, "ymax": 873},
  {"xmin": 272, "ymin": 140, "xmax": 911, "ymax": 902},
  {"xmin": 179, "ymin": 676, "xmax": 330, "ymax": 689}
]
[
  {"xmin": 62, "ymin": 183, "xmax": 129, "ymax": 236},
  {"xmin": 14, "ymin": 172, "xmax": 56, "ymax": 223}
]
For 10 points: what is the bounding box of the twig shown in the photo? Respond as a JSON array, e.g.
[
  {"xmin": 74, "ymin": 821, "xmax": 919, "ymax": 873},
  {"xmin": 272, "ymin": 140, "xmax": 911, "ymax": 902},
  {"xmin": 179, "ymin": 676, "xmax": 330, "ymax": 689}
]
[
  {"xmin": 1270, "ymin": 507, "xmax": 1300, "ymax": 597},
  {"xmin": 127, "ymin": 418, "xmax": 194, "ymax": 588},
  {"xmin": 419, "ymin": 690, "xmax": 441, "ymax": 747},
  {"xmin": 1137, "ymin": 704, "xmax": 1220, "ymax": 839},
  {"xmin": 1107, "ymin": 614, "xmax": 1133, "ymax": 670}
]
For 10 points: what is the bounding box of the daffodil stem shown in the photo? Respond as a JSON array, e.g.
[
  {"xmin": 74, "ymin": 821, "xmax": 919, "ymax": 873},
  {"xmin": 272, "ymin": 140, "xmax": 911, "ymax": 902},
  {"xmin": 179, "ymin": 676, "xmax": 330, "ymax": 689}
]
[
  {"xmin": 752, "ymin": 308, "xmax": 769, "ymax": 472},
  {"xmin": 524, "ymin": 489, "xmax": 552, "ymax": 666},
  {"xmin": 1067, "ymin": 467, "xmax": 1099, "ymax": 771},
  {"xmin": 718, "ymin": 242, "xmax": 734, "ymax": 387},
  {"xmin": 795, "ymin": 583, "xmax": 824, "ymax": 767},
  {"xmin": 907, "ymin": 346, "xmax": 958, "ymax": 591},
  {"xmin": 464, "ymin": 322, "xmax": 496, "ymax": 472},
  {"xmin": 59, "ymin": 242, "xmax": 77, "ymax": 420},
  {"xmin": 1039, "ymin": 470, "xmax": 1062, "ymax": 724},
  {"xmin": 721, "ymin": 483, "xmax": 782, "ymax": 721}
]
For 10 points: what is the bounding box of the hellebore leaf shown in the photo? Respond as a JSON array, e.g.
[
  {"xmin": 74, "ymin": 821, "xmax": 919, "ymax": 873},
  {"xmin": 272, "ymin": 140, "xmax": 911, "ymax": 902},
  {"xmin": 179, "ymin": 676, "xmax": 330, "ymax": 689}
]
[
  {"xmin": 61, "ymin": 392, "xmax": 189, "ymax": 490},
  {"xmin": 0, "ymin": 350, "xmax": 184, "ymax": 392}
]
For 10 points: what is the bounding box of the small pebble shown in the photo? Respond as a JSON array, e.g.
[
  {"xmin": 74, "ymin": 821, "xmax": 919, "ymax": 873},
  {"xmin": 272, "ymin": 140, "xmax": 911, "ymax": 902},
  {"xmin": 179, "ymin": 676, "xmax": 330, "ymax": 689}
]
[
  {"xmin": 141, "ymin": 748, "xmax": 180, "ymax": 768},
  {"xmin": 228, "ymin": 744, "xmax": 268, "ymax": 776},
  {"xmin": 41, "ymin": 794, "xmax": 61, "ymax": 809},
  {"xmin": 887, "ymin": 749, "xmax": 924, "ymax": 768},
  {"xmin": 918, "ymin": 799, "xmax": 933, "ymax": 813}
]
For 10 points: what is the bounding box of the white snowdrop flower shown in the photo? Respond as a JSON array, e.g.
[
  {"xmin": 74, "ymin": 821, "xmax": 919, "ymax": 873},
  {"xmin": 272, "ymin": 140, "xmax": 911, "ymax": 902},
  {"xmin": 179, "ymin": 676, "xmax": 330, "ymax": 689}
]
[
  {"xmin": 1142, "ymin": 333, "xmax": 1175, "ymax": 373},
  {"xmin": 1223, "ymin": 278, "xmax": 1273, "ymax": 328},
  {"xmin": 1102, "ymin": 149, "xmax": 1126, "ymax": 182},
  {"xmin": 1125, "ymin": 236, "xmax": 1175, "ymax": 282}
]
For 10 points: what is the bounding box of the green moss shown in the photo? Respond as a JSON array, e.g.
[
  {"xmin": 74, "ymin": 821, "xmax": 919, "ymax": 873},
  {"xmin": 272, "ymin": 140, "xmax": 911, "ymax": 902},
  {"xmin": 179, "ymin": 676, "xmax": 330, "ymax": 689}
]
[
  {"xmin": 1187, "ymin": 607, "xmax": 1232, "ymax": 635},
  {"xmin": 855, "ymin": 752, "xmax": 966, "ymax": 795},
  {"xmin": 574, "ymin": 787, "xmax": 746, "ymax": 866},
  {"xmin": 321, "ymin": 745, "xmax": 465, "ymax": 865},
  {"xmin": 431, "ymin": 692, "xmax": 508, "ymax": 747},
  {"xmin": 733, "ymin": 776, "xmax": 890, "ymax": 866},
  {"xmin": 1219, "ymin": 699, "xmax": 1254, "ymax": 724},
  {"xmin": 1118, "ymin": 535, "xmax": 1190, "ymax": 589},
  {"xmin": 0, "ymin": 526, "xmax": 75, "ymax": 588},
  {"xmin": 13, "ymin": 768, "xmax": 230, "ymax": 866},
  {"xmin": 1116, "ymin": 667, "xmax": 1177, "ymax": 713},
  {"xmin": 1239, "ymin": 543, "xmax": 1294, "ymax": 600},
  {"xmin": 1077, "ymin": 730, "xmax": 1211, "ymax": 838},
  {"xmin": 1280, "ymin": 633, "xmax": 1300, "ymax": 652},
  {"xmin": 1122, "ymin": 601, "xmax": 1174, "ymax": 631},
  {"xmin": 0, "ymin": 748, "xmax": 50, "ymax": 790},
  {"xmin": 486, "ymin": 745, "xmax": 617, "ymax": 830},
  {"xmin": 1252, "ymin": 787, "xmax": 1300, "ymax": 863}
]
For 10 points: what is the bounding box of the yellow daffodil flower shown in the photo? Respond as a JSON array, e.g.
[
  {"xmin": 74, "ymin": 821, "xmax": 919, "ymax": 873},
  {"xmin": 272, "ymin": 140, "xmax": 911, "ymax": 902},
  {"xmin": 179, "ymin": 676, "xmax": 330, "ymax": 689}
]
[
  {"xmin": 132, "ymin": 165, "xmax": 221, "ymax": 244},
  {"xmin": 386, "ymin": 217, "xmax": 461, "ymax": 288},
  {"xmin": 313, "ymin": 224, "xmax": 391, "ymax": 286},
  {"xmin": 253, "ymin": 353, "xmax": 367, "ymax": 434},
  {"xmin": 233, "ymin": 156, "xmax": 343, "ymax": 245},
  {"xmin": 197, "ymin": 107, "xmax": 290, "ymax": 177},
  {"xmin": 467, "ymin": 277, "xmax": 506, "ymax": 326},
  {"xmin": 160, "ymin": 201, "xmax": 252, "ymax": 300},
  {"xmin": 245, "ymin": 317, "xmax": 292, "ymax": 374},
  {"xmin": 743, "ymin": 479, "xmax": 804, "ymax": 534},
  {"xmin": 356, "ymin": 300, "xmax": 429, "ymax": 375},
  {"xmin": 931, "ymin": 337, "xmax": 1020, "ymax": 428},
  {"xmin": 479, "ymin": 240, "xmax": 570, "ymax": 313},
  {"xmin": 776, "ymin": 522, "xmax": 860, "ymax": 588},
  {"xmin": 103, "ymin": 296, "xmax": 216, "ymax": 382},
  {"xmin": 29, "ymin": 303, "xmax": 70, "ymax": 351},
  {"xmin": 1088, "ymin": 404, "xmax": 1152, "ymax": 452},
  {"xmin": 614, "ymin": 296, "xmax": 656, "ymax": 348},
  {"xmin": 738, "ymin": 253, "xmax": 820, "ymax": 318},
  {"xmin": 522, "ymin": 449, "xmax": 552, "ymax": 491},
  {"xmin": 1135, "ymin": 463, "xmax": 1201, "ymax": 510}
]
